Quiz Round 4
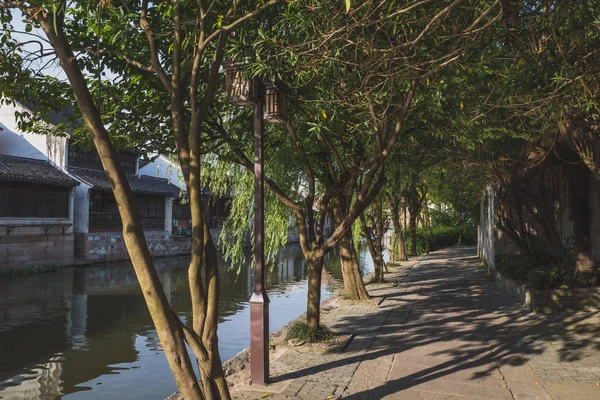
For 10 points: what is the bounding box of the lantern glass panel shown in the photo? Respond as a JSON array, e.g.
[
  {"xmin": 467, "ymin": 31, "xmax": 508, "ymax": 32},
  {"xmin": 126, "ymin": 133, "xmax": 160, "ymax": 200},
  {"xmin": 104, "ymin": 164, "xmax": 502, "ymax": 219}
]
[
  {"xmin": 225, "ymin": 63, "xmax": 255, "ymax": 106},
  {"xmin": 264, "ymin": 84, "xmax": 286, "ymax": 123}
]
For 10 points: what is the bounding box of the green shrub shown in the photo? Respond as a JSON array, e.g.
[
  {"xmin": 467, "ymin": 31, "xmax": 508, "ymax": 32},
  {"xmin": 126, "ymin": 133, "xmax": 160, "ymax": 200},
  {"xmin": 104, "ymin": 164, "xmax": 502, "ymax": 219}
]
[{"xmin": 405, "ymin": 226, "xmax": 476, "ymax": 255}]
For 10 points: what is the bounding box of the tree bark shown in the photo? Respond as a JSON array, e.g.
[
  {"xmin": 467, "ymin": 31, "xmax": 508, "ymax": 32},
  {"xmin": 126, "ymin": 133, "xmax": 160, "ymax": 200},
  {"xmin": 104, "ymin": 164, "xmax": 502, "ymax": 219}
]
[
  {"xmin": 409, "ymin": 213, "xmax": 418, "ymax": 257},
  {"xmin": 333, "ymin": 191, "xmax": 370, "ymax": 301},
  {"xmin": 338, "ymin": 231, "xmax": 370, "ymax": 300},
  {"xmin": 306, "ymin": 254, "xmax": 324, "ymax": 329},
  {"xmin": 373, "ymin": 196, "xmax": 386, "ymax": 281},
  {"xmin": 360, "ymin": 211, "xmax": 385, "ymax": 283}
]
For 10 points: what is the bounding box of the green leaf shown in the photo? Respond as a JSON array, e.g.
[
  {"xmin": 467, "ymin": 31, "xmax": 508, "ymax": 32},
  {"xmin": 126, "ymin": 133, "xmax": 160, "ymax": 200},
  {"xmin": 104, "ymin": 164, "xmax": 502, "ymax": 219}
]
[{"xmin": 345, "ymin": 0, "xmax": 351, "ymax": 12}]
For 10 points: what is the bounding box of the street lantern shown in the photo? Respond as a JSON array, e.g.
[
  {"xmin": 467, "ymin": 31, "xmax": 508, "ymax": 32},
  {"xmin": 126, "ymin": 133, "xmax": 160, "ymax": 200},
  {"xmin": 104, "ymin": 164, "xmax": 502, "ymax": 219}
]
[
  {"xmin": 264, "ymin": 83, "xmax": 287, "ymax": 124},
  {"xmin": 224, "ymin": 61, "xmax": 256, "ymax": 106}
]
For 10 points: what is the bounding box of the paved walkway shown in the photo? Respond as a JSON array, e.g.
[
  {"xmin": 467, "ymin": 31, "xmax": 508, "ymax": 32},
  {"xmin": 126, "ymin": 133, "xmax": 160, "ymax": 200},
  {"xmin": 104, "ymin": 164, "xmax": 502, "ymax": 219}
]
[{"xmin": 230, "ymin": 247, "xmax": 600, "ymax": 400}]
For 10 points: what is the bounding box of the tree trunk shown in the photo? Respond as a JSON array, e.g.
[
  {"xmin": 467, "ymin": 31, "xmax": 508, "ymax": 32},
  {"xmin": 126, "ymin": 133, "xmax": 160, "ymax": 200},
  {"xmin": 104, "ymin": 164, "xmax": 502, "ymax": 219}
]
[
  {"xmin": 40, "ymin": 19, "xmax": 204, "ymax": 399},
  {"xmin": 306, "ymin": 254, "xmax": 324, "ymax": 329},
  {"xmin": 409, "ymin": 213, "xmax": 418, "ymax": 257},
  {"xmin": 339, "ymin": 231, "xmax": 369, "ymax": 300},
  {"xmin": 360, "ymin": 212, "xmax": 385, "ymax": 283},
  {"xmin": 395, "ymin": 222, "xmax": 408, "ymax": 261},
  {"xmin": 196, "ymin": 223, "xmax": 230, "ymax": 400},
  {"xmin": 333, "ymin": 192, "xmax": 369, "ymax": 300},
  {"xmin": 373, "ymin": 196, "xmax": 386, "ymax": 280},
  {"xmin": 388, "ymin": 194, "xmax": 407, "ymax": 262},
  {"xmin": 403, "ymin": 205, "xmax": 409, "ymax": 255}
]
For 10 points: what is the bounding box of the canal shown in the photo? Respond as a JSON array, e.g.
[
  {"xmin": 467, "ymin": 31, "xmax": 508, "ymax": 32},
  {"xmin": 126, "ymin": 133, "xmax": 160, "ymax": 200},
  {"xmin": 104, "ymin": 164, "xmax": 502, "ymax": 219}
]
[{"xmin": 0, "ymin": 244, "xmax": 374, "ymax": 399}]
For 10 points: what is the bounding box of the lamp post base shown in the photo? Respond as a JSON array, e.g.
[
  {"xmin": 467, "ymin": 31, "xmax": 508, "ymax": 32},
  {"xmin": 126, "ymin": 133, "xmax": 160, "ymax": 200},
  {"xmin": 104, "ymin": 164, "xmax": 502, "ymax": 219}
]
[{"xmin": 249, "ymin": 290, "xmax": 270, "ymax": 386}]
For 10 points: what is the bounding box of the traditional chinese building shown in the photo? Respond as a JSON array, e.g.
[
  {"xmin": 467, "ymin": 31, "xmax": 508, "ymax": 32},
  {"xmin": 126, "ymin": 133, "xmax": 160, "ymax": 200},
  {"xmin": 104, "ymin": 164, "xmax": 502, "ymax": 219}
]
[
  {"xmin": 65, "ymin": 144, "xmax": 190, "ymax": 262},
  {"xmin": 0, "ymin": 154, "xmax": 79, "ymax": 270},
  {"xmin": 138, "ymin": 154, "xmax": 231, "ymax": 235},
  {"xmin": 0, "ymin": 101, "xmax": 79, "ymax": 271},
  {"xmin": 0, "ymin": 101, "xmax": 195, "ymax": 267}
]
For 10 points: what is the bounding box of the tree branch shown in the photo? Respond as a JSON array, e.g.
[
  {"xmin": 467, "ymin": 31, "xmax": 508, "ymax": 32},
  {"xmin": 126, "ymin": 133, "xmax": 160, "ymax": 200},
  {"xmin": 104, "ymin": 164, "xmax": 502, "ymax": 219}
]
[
  {"xmin": 139, "ymin": 0, "xmax": 172, "ymax": 93},
  {"xmin": 73, "ymin": 47, "xmax": 153, "ymax": 72}
]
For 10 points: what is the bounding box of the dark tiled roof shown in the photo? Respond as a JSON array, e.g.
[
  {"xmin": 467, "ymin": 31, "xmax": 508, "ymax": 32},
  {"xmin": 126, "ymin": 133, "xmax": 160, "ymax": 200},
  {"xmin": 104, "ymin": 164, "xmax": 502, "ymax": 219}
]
[
  {"xmin": 68, "ymin": 167, "xmax": 183, "ymax": 197},
  {"xmin": 0, "ymin": 154, "xmax": 79, "ymax": 187},
  {"xmin": 17, "ymin": 100, "xmax": 76, "ymax": 130}
]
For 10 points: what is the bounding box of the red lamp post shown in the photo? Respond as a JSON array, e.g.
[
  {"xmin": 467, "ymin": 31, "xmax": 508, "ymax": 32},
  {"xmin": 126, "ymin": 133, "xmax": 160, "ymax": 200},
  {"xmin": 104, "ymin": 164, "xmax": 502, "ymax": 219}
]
[{"xmin": 224, "ymin": 62, "xmax": 287, "ymax": 386}]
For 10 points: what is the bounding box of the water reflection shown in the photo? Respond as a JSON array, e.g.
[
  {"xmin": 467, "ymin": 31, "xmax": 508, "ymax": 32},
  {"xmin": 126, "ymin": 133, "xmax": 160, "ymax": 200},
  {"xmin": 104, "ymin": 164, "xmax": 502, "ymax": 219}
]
[{"xmin": 0, "ymin": 244, "xmax": 373, "ymax": 399}]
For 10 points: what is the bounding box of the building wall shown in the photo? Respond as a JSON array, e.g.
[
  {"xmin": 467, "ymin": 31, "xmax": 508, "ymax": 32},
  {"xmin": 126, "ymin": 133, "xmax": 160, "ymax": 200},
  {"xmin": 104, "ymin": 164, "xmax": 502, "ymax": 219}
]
[
  {"xmin": 0, "ymin": 224, "xmax": 75, "ymax": 272},
  {"xmin": 73, "ymin": 185, "xmax": 91, "ymax": 233},
  {"xmin": 0, "ymin": 182, "xmax": 77, "ymax": 271},
  {"xmin": 479, "ymin": 175, "xmax": 600, "ymax": 269},
  {"xmin": 0, "ymin": 102, "xmax": 68, "ymax": 168},
  {"xmin": 1, "ymin": 102, "xmax": 84, "ymax": 236},
  {"xmin": 139, "ymin": 155, "xmax": 185, "ymax": 190},
  {"xmin": 164, "ymin": 196, "xmax": 173, "ymax": 234}
]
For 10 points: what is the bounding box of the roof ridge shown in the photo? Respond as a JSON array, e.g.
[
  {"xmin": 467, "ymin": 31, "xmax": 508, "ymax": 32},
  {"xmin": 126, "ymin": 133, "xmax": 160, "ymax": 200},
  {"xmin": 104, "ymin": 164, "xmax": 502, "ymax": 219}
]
[
  {"xmin": 139, "ymin": 174, "xmax": 170, "ymax": 183},
  {"xmin": 0, "ymin": 153, "xmax": 51, "ymax": 165}
]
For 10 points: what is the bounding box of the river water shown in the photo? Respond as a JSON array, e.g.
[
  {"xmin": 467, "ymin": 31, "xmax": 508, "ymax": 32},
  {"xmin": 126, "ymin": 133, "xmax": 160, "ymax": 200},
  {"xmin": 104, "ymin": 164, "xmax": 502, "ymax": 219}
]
[{"xmin": 0, "ymin": 244, "xmax": 374, "ymax": 399}]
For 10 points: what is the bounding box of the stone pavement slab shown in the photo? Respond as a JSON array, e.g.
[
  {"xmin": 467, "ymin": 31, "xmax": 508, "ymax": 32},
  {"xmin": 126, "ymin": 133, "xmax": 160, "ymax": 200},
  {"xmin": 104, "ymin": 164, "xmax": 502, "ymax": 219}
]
[{"xmin": 230, "ymin": 247, "xmax": 600, "ymax": 400}]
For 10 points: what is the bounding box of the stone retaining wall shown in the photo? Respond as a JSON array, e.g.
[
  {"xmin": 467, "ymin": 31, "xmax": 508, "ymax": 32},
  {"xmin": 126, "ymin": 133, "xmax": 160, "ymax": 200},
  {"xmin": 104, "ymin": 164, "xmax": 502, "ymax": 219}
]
[
  {"xmin": 76, "ymin": 232, "xmax": 193, "ymax": 262},
  {"xmin": 484, "ymin": 263, "xmax": 600, "ymax": 312},
  {"xmin": 0, "ymin": 230, "xmax": 75, "ymax": 272},
  {"xmin": 75, "ymin": 228, "xmax": 227, "ymax": 263},
  {"xmin": 532, "ymin": 287, "xmax": 600, "ymax": 312}
]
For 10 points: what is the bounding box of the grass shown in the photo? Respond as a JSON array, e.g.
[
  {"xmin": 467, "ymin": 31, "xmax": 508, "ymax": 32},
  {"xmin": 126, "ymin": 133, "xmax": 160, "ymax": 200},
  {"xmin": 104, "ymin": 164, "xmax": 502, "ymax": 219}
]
[
  {"xmin": 285, "ymin": 321, "xmax": 335, "ymax": 343},
  {"xmin": 0, "ymin": 264, "xmax": 60, "ymax": 278}
]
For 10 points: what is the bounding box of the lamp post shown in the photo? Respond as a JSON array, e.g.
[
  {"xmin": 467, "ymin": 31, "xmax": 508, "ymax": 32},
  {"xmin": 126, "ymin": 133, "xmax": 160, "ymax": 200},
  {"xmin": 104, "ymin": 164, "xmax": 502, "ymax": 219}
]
[
  {"xmin": 249, "ymin": 77, "xmax": 269, "ymax": 386},
  {"xmin": 224, "ymin": 62, "xmax": 287, "ymax": 386}
]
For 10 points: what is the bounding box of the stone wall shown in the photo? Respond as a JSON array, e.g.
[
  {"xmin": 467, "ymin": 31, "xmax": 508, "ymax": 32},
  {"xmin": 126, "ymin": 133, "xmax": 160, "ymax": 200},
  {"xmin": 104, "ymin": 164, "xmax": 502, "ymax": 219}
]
[
  {"xmin": 484, "ymin": 264, "xmax": 600, "ymax": 312},
  {"xmin": 0, "ymin": 228, "xmax": 75, "ymax": 272},
  {"xmin": 76, "ymin": 226, "xmax": 305, "ymax": 264},
  {"xmin": 76, "ymin": 231, "xmax": 193, "ymax": 262},
  {"xmin": 533, "ymin": 287, "xmax": 600, "ymax": 312},
  {"xmin": 478, "ymin": 186, "xmax": 496, "ymax": 269},
  {"xmin": 590, "ymin": 171, "xmax": 600, "ymax": 263}
]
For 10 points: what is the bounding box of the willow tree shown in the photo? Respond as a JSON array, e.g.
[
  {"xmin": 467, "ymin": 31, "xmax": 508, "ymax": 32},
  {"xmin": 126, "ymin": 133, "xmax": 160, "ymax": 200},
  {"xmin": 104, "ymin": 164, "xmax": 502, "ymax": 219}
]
[{"xmin": 0, "ymin": 1, "xmax": 279, "ymax": 398}]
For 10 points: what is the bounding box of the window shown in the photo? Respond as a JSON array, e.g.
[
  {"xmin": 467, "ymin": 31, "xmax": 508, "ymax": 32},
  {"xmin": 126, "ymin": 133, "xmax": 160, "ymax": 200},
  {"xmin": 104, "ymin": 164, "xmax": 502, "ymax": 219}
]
[
  {"xmin": 89, "ymin": 190, "xmax": 164, "ymax": 231},
  {"xmin": 0, "ymin": 182, "xmax": 70, "ymax": 218},
  {"xmin": 172, "ymin": 201, "xmax": 191, "ymax": 220},
  {"xmin": 69, "ymin": 141, "xmax": 137, "ymax": 174}
]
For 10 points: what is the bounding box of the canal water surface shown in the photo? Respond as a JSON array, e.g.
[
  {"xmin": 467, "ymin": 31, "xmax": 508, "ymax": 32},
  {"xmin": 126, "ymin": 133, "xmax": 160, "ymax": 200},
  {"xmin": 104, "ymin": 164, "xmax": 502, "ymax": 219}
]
[{"xmin": 0, "ymin": 244, "xmax": 374, "ymax": 399}]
